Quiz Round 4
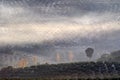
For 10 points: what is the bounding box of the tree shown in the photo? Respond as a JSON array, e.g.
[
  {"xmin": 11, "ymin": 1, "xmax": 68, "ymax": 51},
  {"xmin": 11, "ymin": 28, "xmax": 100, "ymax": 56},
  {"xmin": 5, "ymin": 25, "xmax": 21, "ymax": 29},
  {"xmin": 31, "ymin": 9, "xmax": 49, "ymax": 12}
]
[{"xmin": 85, "ymin": 48, "xmax": 94, "ymax": 60}]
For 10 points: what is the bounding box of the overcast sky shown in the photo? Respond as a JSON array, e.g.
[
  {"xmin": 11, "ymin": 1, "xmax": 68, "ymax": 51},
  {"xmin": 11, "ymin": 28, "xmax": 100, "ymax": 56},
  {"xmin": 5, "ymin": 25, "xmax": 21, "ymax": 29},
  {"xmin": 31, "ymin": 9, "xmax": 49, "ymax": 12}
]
[{"xmin": 0, "ymin": 0, "xmax": 120, "ymax": 68}]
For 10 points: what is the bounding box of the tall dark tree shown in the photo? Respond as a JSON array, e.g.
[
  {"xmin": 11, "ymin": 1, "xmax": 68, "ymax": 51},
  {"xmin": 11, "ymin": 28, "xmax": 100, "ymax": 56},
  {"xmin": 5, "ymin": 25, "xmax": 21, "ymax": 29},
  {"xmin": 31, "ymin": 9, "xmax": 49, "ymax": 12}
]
[{"xmin": 85, "ymin": 47, "xmax": 94, "ymax": 59}]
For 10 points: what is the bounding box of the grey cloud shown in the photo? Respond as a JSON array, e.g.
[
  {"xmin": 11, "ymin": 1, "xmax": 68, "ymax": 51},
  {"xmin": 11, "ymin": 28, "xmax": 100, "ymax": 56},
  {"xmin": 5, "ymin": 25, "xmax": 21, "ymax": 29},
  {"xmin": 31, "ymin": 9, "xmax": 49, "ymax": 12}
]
[
  {"xmin": 0, "ymin": 27, "xmax": 120, "ymax": 55},
  {"xmin": 0, "ymin": 0, "xmax": 120, "ymax": 24}
]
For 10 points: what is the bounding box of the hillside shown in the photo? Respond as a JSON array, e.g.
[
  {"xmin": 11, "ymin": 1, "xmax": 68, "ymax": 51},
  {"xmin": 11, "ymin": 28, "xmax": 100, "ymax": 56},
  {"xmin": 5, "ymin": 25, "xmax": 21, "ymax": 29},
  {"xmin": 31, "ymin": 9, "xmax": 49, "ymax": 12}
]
[{"xmin": 0, "ymin": 62, "xmax": 120, "ymax": 79}]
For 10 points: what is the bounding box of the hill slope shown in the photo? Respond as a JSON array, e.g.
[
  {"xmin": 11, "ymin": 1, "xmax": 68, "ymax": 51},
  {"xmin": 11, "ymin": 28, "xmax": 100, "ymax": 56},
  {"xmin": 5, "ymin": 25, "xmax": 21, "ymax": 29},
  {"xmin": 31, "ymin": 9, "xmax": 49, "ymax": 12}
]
[{"xmin": 0, "ymin": 62, "xmax": 120, "ymax": 79}]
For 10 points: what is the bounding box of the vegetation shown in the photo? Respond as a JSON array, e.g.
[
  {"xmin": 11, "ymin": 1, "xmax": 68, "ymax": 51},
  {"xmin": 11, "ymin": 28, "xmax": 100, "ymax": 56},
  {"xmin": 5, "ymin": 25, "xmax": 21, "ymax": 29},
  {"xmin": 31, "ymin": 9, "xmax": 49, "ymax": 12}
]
[{"xmin": 0, "ymin": 62, "xmax": 120, "ymax": 79}]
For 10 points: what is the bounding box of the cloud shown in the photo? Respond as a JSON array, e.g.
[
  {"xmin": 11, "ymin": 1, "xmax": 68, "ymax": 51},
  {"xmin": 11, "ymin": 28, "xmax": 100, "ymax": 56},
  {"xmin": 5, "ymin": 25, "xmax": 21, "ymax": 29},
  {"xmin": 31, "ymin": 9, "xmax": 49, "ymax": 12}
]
[
  {"xmin": 0, "ymin": 21, "xmax": 119, "ymax": 45},
  {"xmin": 0, "ymin": 0, "xmax": 120, "ymax": 25}
]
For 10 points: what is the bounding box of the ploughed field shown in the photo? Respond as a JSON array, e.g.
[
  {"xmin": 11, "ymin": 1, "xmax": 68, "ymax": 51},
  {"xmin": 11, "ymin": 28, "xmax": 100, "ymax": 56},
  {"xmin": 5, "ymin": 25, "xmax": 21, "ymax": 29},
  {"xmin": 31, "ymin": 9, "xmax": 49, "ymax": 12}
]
[{"xmin": 0, "ymin": 62, "xmax": 120, "ymax": 79}]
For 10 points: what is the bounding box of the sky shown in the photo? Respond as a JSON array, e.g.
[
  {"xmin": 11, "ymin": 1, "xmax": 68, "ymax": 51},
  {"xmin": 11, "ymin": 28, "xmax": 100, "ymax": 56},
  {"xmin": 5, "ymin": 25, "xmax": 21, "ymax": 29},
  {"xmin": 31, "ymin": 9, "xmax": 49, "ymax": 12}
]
[{"xmin": 0, "ymin": 0, "xmax": 120, "ymax": 68}]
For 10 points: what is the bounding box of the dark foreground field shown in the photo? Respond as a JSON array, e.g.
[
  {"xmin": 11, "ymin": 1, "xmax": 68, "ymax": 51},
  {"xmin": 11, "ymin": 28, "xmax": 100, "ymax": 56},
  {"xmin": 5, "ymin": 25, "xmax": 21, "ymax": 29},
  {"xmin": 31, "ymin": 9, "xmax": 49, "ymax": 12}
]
[
  {"xmin": 0, "ymin": 77, "xmax": 120, "ymax": 80},
  {"xmin": 0, "ymin": 62, "xmax": 120, "ymax": 80}
]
